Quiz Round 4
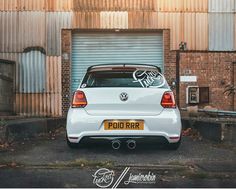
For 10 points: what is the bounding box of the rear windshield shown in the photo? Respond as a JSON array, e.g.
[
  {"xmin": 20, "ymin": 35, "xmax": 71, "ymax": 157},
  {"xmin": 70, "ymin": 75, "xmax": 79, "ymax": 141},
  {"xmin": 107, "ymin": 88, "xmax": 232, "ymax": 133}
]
[{"xmin": 81, "ymin": 69, "xmax": 169, "ymax": 88}]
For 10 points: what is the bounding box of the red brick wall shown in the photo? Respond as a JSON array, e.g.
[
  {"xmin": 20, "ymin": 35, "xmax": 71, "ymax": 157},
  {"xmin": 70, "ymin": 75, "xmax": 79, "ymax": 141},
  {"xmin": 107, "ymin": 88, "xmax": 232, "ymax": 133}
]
[
  {"xmin": 61, "ymin": 29, "xmax": 72, "ymax": 116},
  {"xmin": 179, "ymin": 52, "xmax": 236, "ymax": 111},
  {"xmin": 163, "ymin": 30, "xmax": 177, "ymax": 87}
]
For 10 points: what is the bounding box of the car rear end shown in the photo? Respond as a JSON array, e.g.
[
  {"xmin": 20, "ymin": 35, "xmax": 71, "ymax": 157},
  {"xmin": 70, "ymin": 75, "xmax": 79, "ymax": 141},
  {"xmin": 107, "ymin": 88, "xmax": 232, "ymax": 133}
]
[{"xmin": 66, "ymin": 64, "xmax": 182, "ymax": 149}]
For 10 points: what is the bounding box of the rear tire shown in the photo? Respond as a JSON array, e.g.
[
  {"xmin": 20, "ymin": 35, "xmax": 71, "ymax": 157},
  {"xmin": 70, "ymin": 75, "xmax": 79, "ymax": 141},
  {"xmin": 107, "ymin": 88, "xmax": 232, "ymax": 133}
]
[
  {"xmin": 66, "ymin": 135, "xmax": 78, "ymax": 149},
  {"xmin": 167, "ymin": 138, "xmax": 181, "ymax": 150}
]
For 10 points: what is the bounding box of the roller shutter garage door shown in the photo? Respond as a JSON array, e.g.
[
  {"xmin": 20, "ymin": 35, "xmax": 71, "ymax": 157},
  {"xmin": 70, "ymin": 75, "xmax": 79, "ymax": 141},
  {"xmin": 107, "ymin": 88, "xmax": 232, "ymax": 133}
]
[{"xmin": 71, "ymin": 32, "xmax": 164, "ymax": 93}]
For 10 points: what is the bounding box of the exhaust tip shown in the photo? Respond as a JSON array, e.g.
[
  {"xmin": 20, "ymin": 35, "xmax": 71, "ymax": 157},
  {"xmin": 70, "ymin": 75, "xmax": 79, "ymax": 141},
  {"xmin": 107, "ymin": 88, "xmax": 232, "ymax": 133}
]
[
  {"xmin": 112, "ymin": 140, "xmax": 121, "ymax": 150},
  {"xmin": 127, "ymin": 140, "xmax": 136, "ymax": 150}
]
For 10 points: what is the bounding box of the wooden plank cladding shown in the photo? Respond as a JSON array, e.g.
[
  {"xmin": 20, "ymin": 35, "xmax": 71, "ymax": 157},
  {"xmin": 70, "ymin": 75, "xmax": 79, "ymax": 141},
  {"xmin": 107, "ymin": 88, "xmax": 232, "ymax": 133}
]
[{"xmin": 73, "ymin": 0, "xmax": 155, "ymax": 11}]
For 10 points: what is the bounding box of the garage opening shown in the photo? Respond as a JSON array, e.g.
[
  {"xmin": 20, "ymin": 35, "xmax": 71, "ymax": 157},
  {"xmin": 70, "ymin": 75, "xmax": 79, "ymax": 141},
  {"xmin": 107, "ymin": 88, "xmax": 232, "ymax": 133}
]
[{"xmin": 71, "ymin": 32, "xmax": 164, "ymax": 93}]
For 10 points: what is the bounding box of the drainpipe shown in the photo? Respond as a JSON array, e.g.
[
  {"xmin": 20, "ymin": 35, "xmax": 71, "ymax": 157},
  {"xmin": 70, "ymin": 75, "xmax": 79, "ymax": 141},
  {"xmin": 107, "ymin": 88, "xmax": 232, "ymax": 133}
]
[
  {"xmin": 233, "ymin": 62, "xmax": 236, "ymax": 111},
  {"xmin": 176, "ymin": 50, "xmax": 180, "ymax": 107}
]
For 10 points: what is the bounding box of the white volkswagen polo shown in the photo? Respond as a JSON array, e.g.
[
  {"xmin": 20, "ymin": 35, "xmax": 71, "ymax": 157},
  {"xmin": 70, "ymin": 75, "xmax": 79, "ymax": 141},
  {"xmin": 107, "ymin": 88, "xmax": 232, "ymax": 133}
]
[{"xmin": 66, "ymin": 64, "xmax": 182, "ymax": 150}]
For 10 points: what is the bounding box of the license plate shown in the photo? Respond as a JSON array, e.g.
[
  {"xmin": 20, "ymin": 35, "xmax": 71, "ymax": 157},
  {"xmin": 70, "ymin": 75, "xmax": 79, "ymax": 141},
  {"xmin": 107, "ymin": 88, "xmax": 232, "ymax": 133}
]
[{"xmin": 104, "ymin": 120, "xmax": 144, "ymax": 130}]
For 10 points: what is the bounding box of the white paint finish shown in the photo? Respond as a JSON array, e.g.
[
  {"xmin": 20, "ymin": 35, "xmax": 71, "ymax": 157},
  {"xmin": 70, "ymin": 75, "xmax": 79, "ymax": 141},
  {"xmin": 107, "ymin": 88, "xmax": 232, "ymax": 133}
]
[
  {"xmin": 180, "ymin": 76, "xmax": 197, "ymax": 82},
  {"xmin": 67, "ymin": 108, "xmax": 182, "ymax": 144}
]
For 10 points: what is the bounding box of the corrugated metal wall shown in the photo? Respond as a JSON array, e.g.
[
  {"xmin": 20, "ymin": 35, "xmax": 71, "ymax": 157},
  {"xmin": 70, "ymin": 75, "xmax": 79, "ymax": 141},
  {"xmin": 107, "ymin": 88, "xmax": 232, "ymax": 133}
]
[
  {"xmin": 0, "ymin": 0, "xmax": 235, "ymax": 116},
  {"xmin": 235, "ymin": 14, "xmax": 236, "ymax": 50},
  {"xmin": 46, "ymin": 12, "xmax": 72, "ymax": 55},
  {"xmin": 0, "ymin": 12, "xmax": 18, "ymax": 52},
  {"xmin": 19, "ymin": 51, "xmax": 46, "ymax": 93},
  {"xmin": 209, "ymin": 13, "xmax": 234, "ymax": 51},
  {"xmin": 1, "ymin": 0, "xmax": 234, "ymax": 53},
  {"xmin": 209, "ymin": 0, "xmax": 235, "ymax": 13},
  {"xmin": 0, "ymin": 53, "xmax": 62, "ymax": 117},
  {"xmin": 100, "ymin": 11, "xmax": 128, "ymax": 29},
  {"xmin": 208, "ymin": 0, "xmax": 235, "ymax": 51},
  {"xmin": 18, "ymin": 12, "xmax": 46, "ymax": 52}
]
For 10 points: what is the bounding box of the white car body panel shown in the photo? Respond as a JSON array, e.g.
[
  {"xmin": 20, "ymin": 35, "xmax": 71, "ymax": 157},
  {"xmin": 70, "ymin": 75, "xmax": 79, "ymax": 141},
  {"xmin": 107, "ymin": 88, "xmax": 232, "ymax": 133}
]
[
  {"xmin": 67, "ymin": 107, "xmax": 181, "ymax": 143},
  {"xmin": 83, "ymin": 88, "xmax": 167, "ymax": 116},
  {"xmin": 66, "ymin": 64, "xmax": 182, "ymax": 145}
]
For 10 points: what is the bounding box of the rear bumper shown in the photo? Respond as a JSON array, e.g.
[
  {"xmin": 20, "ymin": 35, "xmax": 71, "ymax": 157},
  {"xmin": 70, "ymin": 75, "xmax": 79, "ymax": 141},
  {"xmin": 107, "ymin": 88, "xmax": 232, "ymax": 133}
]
[
  {"xmin": 79, "ymin": 136, "xmax": 170, "ymax": 145},
  {"xmin": 66, "ymin": 108, "xmax": 182, "ymax": 144}
]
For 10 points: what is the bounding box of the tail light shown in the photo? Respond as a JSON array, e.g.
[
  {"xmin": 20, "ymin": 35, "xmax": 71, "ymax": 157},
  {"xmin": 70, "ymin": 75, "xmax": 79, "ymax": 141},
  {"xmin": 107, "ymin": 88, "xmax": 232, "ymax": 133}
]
[
  {"xmin": 72, "ymin": 91, "xmax": 87, "ymax": 108},
  {"xmin": 161, "ymin": 91, "xmax": 176, "ymax": 108}
]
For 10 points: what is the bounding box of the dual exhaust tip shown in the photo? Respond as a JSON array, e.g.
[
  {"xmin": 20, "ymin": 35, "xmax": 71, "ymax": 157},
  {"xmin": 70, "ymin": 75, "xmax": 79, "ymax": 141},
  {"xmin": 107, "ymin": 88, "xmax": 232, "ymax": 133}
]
[{"xmin": 111, "ymin": 139, "xmax": 136, "ymax": 150}]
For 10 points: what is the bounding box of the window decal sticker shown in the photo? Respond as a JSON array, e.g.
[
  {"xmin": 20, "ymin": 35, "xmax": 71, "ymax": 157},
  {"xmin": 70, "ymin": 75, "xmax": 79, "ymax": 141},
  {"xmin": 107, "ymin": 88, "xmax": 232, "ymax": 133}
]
[
  {"xmin": 81, "ymin": 83, "xmax": 87, "ymax": 88},
  {"xmin": 132, "ymin": 70, "xmax": 166, "ymax": 88}
]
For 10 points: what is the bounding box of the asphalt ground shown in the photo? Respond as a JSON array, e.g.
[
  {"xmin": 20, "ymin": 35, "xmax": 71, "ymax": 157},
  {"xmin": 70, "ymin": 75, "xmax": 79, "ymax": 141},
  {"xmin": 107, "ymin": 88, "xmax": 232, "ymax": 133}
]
[{"xmin": 0, "ymin": 128, "xmax": 235, "ymax": 188}]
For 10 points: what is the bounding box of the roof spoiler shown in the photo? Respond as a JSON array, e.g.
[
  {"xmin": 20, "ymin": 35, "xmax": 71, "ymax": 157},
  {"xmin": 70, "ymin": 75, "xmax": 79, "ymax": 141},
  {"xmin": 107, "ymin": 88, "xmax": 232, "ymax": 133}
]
[{"xmin": 87, "ymin": 64, "xmax": 162, "ymax": 73}]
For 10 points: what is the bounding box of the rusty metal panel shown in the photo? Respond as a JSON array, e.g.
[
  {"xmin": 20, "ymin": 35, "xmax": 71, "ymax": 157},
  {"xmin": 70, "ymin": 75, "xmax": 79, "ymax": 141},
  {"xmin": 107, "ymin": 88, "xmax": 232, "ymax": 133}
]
[
  {"xmin": 183, "ymin": 13, "xmax": 196, "ymax": 50},
  {"xmin": 183, "ymin": 0, "xmax": 208, "ymax": 12},
  {"xmin": 154, "ymin": 0, "xmax": 208, "ymax": 12},
  {"xmin": 183, "ymin": 13, "xmax": 195, "ymax": 50},
  {"xmin": 0, "ymin": 54, "xmax": 62, "ymax": 117},
  {"xmin": 15, "ymin": 56, "xmax": 62, "ymax": 117},
  {"xmin": 196, "ymin": 13, "xmax": 208, "ymax": 50},
  {"xmin": 45, "ymin": 56, "xmax": 62, "ymax": 116},
  {"xmin": 18, "ymin": 12, "xmax": 46, "ymax": 52},
  {"xmin": 17, "ymin": 0, "xmax": 46, "ymax": 11},
  {"xmin": 209, "ymin": 13, "xmax": 234, "ymax": 51},
  {"xmin": 0, "ymin": 0, "xmax": 17, "ymax": 11},
  {"xmin": 154, "ymin": 0, "xmax": 183, "ymax": 12},
  {"xmin": 209, "ymin": 0, "xmax": 235, "ymax": 13},
  {"xmin": 73, "ymin": 0, "xmax": 155, "ymax": 11},
  {"xmin": 73, "ymin": 11, "xmax": 100, "ymax": 28},
  {"xmin": 16, "ymin": 93, "xmax": 46, "ymax": 116},
  {"xmin": 46, "ymin": 12, "xmax": 72, "ymax": 56},
  {"xmin": 46, "ymin": 0, "xmax": 73, "ymax": 11},
  {"xmin": 158, "ymin": 12, "xmax": 183, "ymax": 50},
  {"xmin": 0, "ymin": 12, "xmax": 18, "ymax": 53},
  {"xmin": 100, "ymin": 11, "xmax": 128, "ymax": 29},
  {"xmin": 183, "ymin": 13, "xmax": 208, "ymax": 50},
  {"xmin": 128, "ymin": 11, "xmax": 158, "ymax": 29},
  {"xmin": 0, "ymin": 53, "xmax": 18, "ymax": 62}
]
